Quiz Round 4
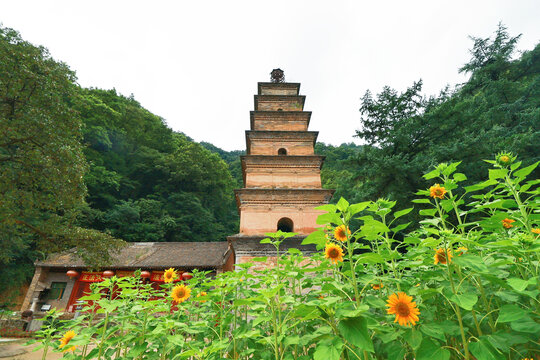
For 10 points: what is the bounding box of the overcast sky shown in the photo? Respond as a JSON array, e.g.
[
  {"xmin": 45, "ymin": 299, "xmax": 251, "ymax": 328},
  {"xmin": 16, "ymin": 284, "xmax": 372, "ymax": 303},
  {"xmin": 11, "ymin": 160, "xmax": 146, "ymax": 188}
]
[{"xmin": 2, "ymin": 1, "xmax": 539, "ymax": 151}]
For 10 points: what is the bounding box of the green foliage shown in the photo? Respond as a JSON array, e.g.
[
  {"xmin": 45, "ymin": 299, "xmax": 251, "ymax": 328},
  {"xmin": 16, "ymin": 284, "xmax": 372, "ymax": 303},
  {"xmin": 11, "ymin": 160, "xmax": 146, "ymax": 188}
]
[
  {"xmin": 200, "ymin": 142, "xmax": 244, "ymax": 187},
  {"xmin": 315, "ymin": 142, "xmax": 365, "ymax": 202},
  {"xmin": 0, "ymin": 26, "xmax": 122, "ymax": 301},
  {"xmin": 353, "ymin": 24, "xmax": 539, "ymax": 221},
  {"xmin": 34, "ymin": 155, "xmax": 539, "ymax": 359},
  {"xmin": 76, "ymin": 89, "xmax": 239, "ymax": 243}
]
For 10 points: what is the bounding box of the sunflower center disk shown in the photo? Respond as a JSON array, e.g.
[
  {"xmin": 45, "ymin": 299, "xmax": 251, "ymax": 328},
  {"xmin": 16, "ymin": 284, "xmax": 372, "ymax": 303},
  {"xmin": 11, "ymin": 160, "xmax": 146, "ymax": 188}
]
[
  {"xmin": 396, "ymin": 302, "xmax": 411, "ymax": 317},
  {"xmin": 329, "ymin": 249, "xmax": 339, "ymax": 258}
]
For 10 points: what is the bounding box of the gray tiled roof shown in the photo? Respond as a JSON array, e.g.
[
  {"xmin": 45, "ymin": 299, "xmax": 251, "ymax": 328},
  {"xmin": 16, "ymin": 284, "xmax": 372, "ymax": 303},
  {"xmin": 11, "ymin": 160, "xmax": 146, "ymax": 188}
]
[{"xmin": 36, "ymin": 242, "xmax": 233, "ymax": 269}]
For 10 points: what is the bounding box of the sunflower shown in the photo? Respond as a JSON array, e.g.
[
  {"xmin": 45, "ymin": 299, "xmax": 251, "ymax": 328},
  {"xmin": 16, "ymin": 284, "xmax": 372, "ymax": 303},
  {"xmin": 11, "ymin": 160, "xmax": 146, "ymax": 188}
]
[
  {"xmin": 496, "ymin": 152, "xmax": 514, "ymax": 166},
  {"xmin": 372, "ymin": 283, "xmax": 383, "ymax": 290},
  {"xmin": 59, "ymin": 330, "xmax": 77, "ymax": 352},
  {"xmin": 456, "ymin": 247, "xmax": 468, "ymax": 256},
  {"xmin": 434, "ymin": 248, "xmax": 452, "ymax": 265},
  {"xmin": 325, "ymin": 243, "xmax": 344, "ymax": 264},
  {"xmin": 197, "ymin": 291, "xmax": 207, "ymax": 303},
  {"xmin": 429, "ymin": 184, "xmax": 447, "ymax": 199},
  {"xmin": 531, "ymin": 228, "xmax": 540, "ymax": 234},
  {"xmin": 386, "ymin": 292, "xmax": 420, "ymax": 326},
  {"xmin": 502, "ymin": 218, "xmax": 515, "ymax": 229},
  {"xmin": 163, "ymin": 268, "xmax": 177, "ymax": 283},
  {"xmin": 171, "ymin": 284, "xmax": 191, "ymax": 303},
  {"xmin": 334, "ymin": 225, "xmax": 351, "ymax": 242}
]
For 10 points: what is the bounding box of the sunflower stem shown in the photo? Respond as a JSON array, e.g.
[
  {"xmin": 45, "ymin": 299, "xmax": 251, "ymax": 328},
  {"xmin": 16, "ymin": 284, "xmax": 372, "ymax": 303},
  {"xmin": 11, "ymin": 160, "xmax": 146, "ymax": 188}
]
[
  {"xmin": 446, "ymin": 261, "xmax": 470, "ymax": 360},
  {"xmin": 471, "ymin": 310, "xmax": 483, "ymax": 337},
  {"xmin": 346, "ymin": 233, "xmax": 361, "ymax": 308},
  {"xmin": 474, "ymin": 276, "xmax": 496, "ymax": 332},
  {"xmin": 504, "ymin": 174, "xmax": 530, "ymax": 231},
  {"xmin": 97, "ymin": 311, "xmax": 109, "ymax": 360}
]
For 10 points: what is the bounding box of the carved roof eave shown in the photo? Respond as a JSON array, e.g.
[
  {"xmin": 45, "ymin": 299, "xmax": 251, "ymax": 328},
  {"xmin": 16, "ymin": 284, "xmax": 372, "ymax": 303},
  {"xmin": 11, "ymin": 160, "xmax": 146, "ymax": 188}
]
[
  {"xmin": 257, "ymin": 82, "xmax": 301, "ymax": 95},
  {"xmin": 250, "ymin": 111, "xmax": 312, "ymax": 130},
  {"xmin": 241, "ymin": 155, "xmax": 325, "ymax": 169},
  {"xmin": 245, "ymin": 130, "xmax": 318, "ymax": 141},
  {"xmin": 234, "ymin": 188, "xmax": 335, "ymax": 205},
  {"xmin": 254, "ymin": 95, "xmax": 306, "ymax": 111}
]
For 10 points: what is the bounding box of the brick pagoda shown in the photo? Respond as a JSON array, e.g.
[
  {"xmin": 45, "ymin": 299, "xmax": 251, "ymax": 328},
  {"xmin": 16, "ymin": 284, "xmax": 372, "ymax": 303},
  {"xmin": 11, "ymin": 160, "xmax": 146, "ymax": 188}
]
[{"xmin": 228, "ymin": 70, "xmax": 334, "ymax": 264}]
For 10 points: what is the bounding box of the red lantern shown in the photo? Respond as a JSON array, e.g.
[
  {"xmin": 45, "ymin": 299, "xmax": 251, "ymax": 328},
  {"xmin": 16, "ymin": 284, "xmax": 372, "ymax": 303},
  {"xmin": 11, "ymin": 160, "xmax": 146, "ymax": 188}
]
[
  {"xmin": 66, "ymin": 270, "xmax": 79, "ymax": 278},
  {"xmin": 182, "ymin": 272, "xmax": 193, "ymax": 281},
  {"xmin": 102, "ymin": 270, "xmax": 115, "ymax": 278},
  {"xmin": 140, "ymin": 270, "xmax": 151, "ymax": 279}
]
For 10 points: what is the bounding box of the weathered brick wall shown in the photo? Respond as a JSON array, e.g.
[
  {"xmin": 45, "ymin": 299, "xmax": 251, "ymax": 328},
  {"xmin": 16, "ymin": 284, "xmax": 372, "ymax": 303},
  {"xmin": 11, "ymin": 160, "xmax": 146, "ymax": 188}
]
[
  {"xmin": 245, "ymin": 168, "xmax": 322, "ymax": 188},
  {"xmin": 256, "ymin": 98, "xmax": 304, "ymax": 111},
  {"xmin": 253, "ymin": 119, "xmax": 308, "ymax": 131},
  {"xmin": 21, "ymin": 267, "xmax": 47, "ymax": 311},
  {"xmin": 259, "ymin": 88, "xmax": 297, "ymax": 96},
  {"xmin": 251, "ymin": 112, "xmax": 311, "ymax": 132},
  {"xmin": 239, "ymin": 206, "xmax": 324, "ymax": 235},
  {"xmin": 248, "ymin": 140, "xmax": 315, "ymax": 155}
]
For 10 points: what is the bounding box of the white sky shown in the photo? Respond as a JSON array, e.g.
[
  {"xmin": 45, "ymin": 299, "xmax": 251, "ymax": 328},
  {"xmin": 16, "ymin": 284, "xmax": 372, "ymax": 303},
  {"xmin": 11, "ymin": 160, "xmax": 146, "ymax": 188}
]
[{"xmin": 2, "ymin": 1, "xmax": 539, "ymax": 151}]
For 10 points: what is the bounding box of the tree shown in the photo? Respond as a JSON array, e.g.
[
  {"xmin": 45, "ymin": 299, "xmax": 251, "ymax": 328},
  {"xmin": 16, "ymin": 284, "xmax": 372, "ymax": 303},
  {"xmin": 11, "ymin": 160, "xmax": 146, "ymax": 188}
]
[{"xmin": 0, "ymin": 27, "xmax": 121, "ymax": 301}]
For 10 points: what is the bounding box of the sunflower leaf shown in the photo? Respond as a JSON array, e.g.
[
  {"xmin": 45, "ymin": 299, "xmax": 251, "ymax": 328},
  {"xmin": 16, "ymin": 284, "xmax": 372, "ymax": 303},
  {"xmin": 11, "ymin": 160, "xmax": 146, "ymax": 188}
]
[
  {"xmin": 449, "ymin": 293, "xmax": 478, "ymax": 310},
  {"xmin": 507, "ymin": 278, "xmax": 528, "ymax": 292},
  {"xmin": 497, "ymin": 304, "xmax": 526, "ymax": 323},
  {"xmin": 416, "ymin": 338, "xmax": 450, "ymax": 360},
  {"xmin": 313, "ymin": 337, "xmax": 343, "ymax": 360},
  {"xmin": 394, "ymin": 207, "xmax": 413, "ymax": 219},
  {"xmin": 469, "ymin": 338, "xmax": 505, "ymax": 360},
  {"xmin": 337, "ymin": 316, "xmax": 373, "ymax": 352}
]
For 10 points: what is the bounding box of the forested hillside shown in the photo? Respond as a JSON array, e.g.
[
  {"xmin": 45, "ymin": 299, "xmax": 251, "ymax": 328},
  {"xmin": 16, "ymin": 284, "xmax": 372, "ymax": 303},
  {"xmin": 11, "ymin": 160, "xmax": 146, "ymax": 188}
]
[{"xmin": 76, "ymin": 88, "xmax": 239, "ymax": 244}]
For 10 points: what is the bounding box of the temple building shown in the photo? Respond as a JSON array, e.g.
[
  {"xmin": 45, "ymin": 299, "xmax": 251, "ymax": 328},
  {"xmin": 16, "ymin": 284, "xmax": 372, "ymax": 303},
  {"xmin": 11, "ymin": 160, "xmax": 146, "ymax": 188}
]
[
  {"xmin": 20, "ymin": 242, "xmax": 234, "ymax": 314},
  {"xmin": 228, "ymin": 69, "xmax": 334, "ymax": 265}
]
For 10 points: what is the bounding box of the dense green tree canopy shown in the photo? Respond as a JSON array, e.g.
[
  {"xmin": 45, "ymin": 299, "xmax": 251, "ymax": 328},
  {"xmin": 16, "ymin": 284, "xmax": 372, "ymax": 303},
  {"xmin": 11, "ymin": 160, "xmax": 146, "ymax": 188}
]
[
  {"xmin": 0, "ymin": 27, "xmax": 122, "ymax": 300},
  {"xmin": 76, "ymin": 88, "xmax": 239, "ymax": 243},
  {"xmin": 353, "ymin": 25, "xmax": 539, "ymax": 211}
]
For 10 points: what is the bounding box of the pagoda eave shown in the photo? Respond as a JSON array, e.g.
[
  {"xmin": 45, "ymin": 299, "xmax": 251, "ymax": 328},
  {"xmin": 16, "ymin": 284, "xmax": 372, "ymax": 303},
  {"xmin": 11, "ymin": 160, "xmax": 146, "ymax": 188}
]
[
  {"xmin": 241, "ymin": 155, "xmax": 325, "ymax": 169},
  {"xmin": 234, "ymin": 188, "xmax": 334, "ymax": 205}
]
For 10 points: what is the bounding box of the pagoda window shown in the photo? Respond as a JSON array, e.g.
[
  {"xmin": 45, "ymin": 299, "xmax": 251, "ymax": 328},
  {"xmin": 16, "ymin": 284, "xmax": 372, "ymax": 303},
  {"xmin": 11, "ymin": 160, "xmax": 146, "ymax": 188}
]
[
  {"xmin": 277, "ymin": 217, "xmax": 294, "ymax": 232},
  {"xmin": 278, "ymin": 148, "xmax": 287, "ymax": 156}
]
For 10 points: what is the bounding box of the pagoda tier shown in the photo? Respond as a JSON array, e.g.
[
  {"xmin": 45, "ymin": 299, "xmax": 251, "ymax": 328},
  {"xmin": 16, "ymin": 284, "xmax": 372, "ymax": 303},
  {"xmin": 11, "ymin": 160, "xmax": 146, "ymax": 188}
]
[
  {"xmin": 258, "ymin": 82, "xmax": 300, "ymax": 96},
  {"xmin": 254, "ymin": 95, "xmax": 306, "ymax": 112},
  {"xmin": 241, "ymin": 155, "xmax": 325, "ymax": 189},
  {"xmin": 234, "ymin": 189, "xmax": 334, "ymax": 235},
  {"xmin": 250, "ymin": 111, "xmax": 311, "ymax": 131},
  {"xmin": 246, "ymin": 130, "xmax": 318, "ymax": 156}
]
